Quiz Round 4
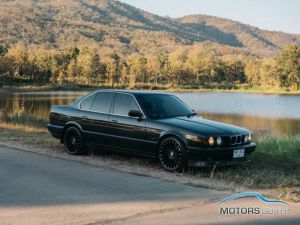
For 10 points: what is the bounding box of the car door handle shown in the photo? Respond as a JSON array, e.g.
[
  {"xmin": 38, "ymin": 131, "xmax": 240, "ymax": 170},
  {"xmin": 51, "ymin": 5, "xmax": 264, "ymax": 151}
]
[{"xmin": 111, "ymin": 120, "xmax": 118, "ymax": 123}]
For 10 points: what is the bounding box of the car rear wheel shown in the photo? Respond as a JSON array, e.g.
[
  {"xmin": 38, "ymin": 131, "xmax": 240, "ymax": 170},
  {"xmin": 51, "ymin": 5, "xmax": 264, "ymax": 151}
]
[
  {"xmin": 158, "ymin": 137, "xmax": 187, "ymax": 172},
  {"xmin": 63, "ymin": 126, "xmax": 86, "ymax": 155}
]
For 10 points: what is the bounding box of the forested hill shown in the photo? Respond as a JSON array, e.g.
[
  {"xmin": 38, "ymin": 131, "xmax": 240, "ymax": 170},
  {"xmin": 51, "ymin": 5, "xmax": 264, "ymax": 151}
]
[
  {"xmin": 178, "ymin": 15, "xmax": 300, "ymax": 57},
  {"xmin": 1, "ymin": 0, "xmax": 300, "ymax": 57}
]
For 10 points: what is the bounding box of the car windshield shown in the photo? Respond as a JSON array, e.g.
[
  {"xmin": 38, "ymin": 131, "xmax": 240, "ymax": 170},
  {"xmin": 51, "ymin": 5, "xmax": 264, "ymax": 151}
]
[{"xmin": 136, "ymin": 94, "xmax": 194, "ymax": 119}]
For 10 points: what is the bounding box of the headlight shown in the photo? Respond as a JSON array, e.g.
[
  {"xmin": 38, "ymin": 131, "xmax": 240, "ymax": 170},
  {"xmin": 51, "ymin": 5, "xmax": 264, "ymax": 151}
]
[
  {"xmin": 216, "ymin": 137, "xmax": 222, "ymax": 145},
  {"xmin": 248, "ymin": 133, "xmax": 252, "ymax": 142},
  {"xmin": 244, "ymin": 134, "xmax": 252, "ymax": 143},
  {"xmin": 208, "ymin": 137, "xmax": 214, "ymax": 146}
]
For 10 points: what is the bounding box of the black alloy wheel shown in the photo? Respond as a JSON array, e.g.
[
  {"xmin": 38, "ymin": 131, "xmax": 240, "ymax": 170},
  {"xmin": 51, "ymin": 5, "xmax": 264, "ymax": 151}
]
[
  {"xmin": 158, "ymin": 137, "xmax": 187, "ymax": 172},
  {"xmin": 63, "ymin": 126, "xmax": 86, "ymax": 155}
]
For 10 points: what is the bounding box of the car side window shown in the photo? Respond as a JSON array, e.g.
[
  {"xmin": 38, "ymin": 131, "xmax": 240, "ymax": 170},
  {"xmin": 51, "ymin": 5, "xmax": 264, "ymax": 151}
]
[
  {"xmin": 80, "ymin": 94, "xmax": 95, "ymax": 110},
  {"xmin": 90, "ymin": 93, "xmax": 114, "ymax": 113},
  {"xmin": 113, "ymin": 94, "xmax": 139, "ymax": 116}
]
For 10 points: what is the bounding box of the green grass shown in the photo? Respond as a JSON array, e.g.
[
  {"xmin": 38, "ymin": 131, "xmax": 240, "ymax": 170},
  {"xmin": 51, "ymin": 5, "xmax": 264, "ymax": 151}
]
[
  {"xmin": 255, "ymin": 138, "xmax": 300, "ymax": 167},
  {"xmin": 196, "ymin": 138, "xmax": 300, "ymax": 188}
]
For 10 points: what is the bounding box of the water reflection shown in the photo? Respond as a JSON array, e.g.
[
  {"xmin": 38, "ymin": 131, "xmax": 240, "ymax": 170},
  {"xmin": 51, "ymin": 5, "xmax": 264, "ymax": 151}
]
[
  {"xmin": 175, "ymin": 92, "xmax": 300, "ymax": 119},
  {"xmin": 0, "ymin": 91, "xmax": 300, "ymax": 138},
  {"xmin": 0, "ymin": 92, "xmax": 84, "ymax": 122},
  {"xmin": 200, "ymin": 113, "xmax": 300, "ymax": 138}
]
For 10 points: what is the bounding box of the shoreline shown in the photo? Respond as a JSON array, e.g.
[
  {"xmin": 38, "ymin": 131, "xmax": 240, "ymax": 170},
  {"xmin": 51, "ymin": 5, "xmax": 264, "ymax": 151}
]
[{"xmin": 1, "ymin": 85, "xmax": 300, "ymax": 95}]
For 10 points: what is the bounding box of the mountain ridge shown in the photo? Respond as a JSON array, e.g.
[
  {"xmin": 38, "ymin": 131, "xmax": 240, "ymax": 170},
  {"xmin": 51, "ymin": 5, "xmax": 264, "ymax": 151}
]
[{"xmin": 177, "ymin": 13, "xmax": 299, "ymax": 35}]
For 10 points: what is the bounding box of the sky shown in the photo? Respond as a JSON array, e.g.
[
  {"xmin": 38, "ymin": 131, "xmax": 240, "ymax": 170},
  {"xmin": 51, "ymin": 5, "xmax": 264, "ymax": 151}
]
[{"xmin": 118, "ymin": 0, "xmax": 300, "ymax": 34}]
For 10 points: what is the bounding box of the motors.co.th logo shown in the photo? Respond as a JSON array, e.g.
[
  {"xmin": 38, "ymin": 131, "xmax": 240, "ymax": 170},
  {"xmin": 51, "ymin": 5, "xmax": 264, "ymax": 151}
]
[{"xmin": 218, "ymin": 192, "xmax": 289, "ymax": 215}]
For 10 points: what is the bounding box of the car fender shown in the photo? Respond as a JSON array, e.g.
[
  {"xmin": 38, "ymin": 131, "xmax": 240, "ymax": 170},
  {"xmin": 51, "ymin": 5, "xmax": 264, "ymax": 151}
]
[
  {"xmin": 61, "ymin": 121, "xmax": 83, "ymax": 142},
  {"xmin": 159, "ymin": 130, "xmax": 188, "ymax": 146}
]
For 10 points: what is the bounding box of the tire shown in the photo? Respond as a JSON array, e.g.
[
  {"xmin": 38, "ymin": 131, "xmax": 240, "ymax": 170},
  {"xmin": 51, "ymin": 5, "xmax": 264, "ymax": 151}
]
[
  {"xmin": 158, "ymin": 137, "xmax": 187, "ymax": 172},
  {"xmin": 63, "ymin": 126, "xmax": 86, "ymax": 155}
]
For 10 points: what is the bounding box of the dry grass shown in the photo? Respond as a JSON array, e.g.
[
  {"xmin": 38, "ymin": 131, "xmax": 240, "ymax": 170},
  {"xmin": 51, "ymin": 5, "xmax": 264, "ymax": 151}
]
[
  {"xmin": 0, "ymin": 122, "xmax": 46, "ymax": 133},
  {"xmin": 0, "ymin": 122, "xmax": 60, "ymax": 147}
]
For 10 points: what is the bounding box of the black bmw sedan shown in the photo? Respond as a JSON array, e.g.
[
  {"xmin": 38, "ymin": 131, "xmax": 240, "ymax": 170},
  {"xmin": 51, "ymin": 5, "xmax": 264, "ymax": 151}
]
[{"xmin": 47, "ymin": 90, "xmax": 256, "ymax": 172}]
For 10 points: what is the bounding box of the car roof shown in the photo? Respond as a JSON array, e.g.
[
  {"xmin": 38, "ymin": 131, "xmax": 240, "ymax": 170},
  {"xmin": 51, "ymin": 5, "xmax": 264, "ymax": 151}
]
[{"xmin": 94, "ymin": 89, "xmax": 172, "ymax": 96}]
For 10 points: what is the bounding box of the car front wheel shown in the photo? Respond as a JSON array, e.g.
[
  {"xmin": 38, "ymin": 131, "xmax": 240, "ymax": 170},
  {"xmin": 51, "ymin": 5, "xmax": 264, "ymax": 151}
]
[
  {"xmin": 63, "ymin": 126, "xmax": 86, "ymax": 155},
  {"xmin": 158, "ymin": 137, "xmax": 187, "ymax": 172}
]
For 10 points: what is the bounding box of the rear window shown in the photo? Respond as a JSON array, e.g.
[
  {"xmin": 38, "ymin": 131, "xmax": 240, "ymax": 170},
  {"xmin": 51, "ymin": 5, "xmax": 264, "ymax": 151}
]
[
  {"xmin": 91, "ymin": 93, "xmax": 114, "ymax": 113},
  {"xmin": 80, "ymin": 94, "xmax": 95, "ymax": 110}
]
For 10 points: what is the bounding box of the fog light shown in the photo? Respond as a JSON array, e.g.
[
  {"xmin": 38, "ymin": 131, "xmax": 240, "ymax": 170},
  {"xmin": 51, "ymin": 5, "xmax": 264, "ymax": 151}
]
[
  {"xmin": 217, "ymin": 137, "xmax": 222, "ymax": 145},
  {"xmin": 208, "ymin": 137, "xmax": 214, "ymax": 146}
]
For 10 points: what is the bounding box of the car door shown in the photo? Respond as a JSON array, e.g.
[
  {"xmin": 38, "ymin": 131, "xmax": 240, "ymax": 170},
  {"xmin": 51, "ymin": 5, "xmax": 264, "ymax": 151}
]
[
  {"xmin": 108, "ymin": 93, "xmax": 148, "ymax": 153},
  {"xmin": 78, "ymin": 92, "xmax": 114, "ymax": 145}
]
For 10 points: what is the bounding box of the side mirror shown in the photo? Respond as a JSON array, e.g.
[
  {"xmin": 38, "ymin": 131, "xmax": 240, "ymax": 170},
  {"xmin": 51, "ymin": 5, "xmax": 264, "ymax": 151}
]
[{"xmin": 128, "ymin": 110, "xmax": 143, "ymax": 118}]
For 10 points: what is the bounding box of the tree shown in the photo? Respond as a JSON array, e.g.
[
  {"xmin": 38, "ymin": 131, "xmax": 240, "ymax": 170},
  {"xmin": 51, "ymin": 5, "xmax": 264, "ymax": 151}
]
[
  {"xmin": 245, "ymin": 58, "xmax": 262, "ymax": 86},
  {"xmin": 8, "ymin": 45, "xmax": 30, "ymax": 78},
  {"xmin": 50, "ymin": 56, "xmax": 60, "ymax": 83},
  {"xmin": 260, "ymin": 59, "xmax": 277, "ymax": 86},
  {"xmin": 106, "ymin": 52, "xmax": 121, "ymax": 87},
  {"xmin": 51, "ymin": 52, "xmax": 70, "ymax": 84},
  {"xmin": 275, "ymin": 45, "xmax": 300, "ymax": 89},
  {"xmin": 0, "ymin": 55, "xmax": 14, "ymax": 77},
  {"xmin": 66, "ymin": 47, "xmax": 80, "ymax": 83},
  {"xmin": 169, "ymin": 48, "xmax": 189, "ymax": 86},
  {"xmin": 223, "ymin": 59, "xmax": 246, "ymax": 83},
  {"xmin": 31, "ymin": 49, "xmax": 52, "ymax": 82},
  {"xmin": 128, "ymin": 54, "xmax": 148, "ymax": 86},
  {"xmin": 66, "ymin": 59, "xmax": 79, "ymax": 83},
  {"xmin": 120, "ymin": 60, "xmax": 130, "ymax": 86},
  {"xmin": 147, "ymin": 55, "xmax": 161, "ymax": 85},
  {"xmin": 156, "ymin": 53, "xmax": 171, "ymax": 84},
  {"xmin": 77, "ymin": 47, "xmax": 101, "ymax": 85},
  {"xmin": 187, "ymin": 49, "xmax": 214, "ymax": 85}
]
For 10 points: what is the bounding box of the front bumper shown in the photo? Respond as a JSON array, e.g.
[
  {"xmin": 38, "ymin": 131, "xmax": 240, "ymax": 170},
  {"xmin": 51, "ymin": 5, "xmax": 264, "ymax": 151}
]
[{"xmin": 187, "ymin": 143, "xmax": 256, "ymax": 167}]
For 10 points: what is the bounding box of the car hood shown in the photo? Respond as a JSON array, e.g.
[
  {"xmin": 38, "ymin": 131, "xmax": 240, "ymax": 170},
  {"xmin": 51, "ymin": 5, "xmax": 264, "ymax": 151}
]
[{"xmin": 159, "ymin": 116, "xmax": 249, "ymax": 137}]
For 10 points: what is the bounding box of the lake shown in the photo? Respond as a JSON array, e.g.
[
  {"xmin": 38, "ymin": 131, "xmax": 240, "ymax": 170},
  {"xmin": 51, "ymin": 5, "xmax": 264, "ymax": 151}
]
[{"xmin": 1, "ymin": 91, "xmax": 300, "ymax": 138}]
